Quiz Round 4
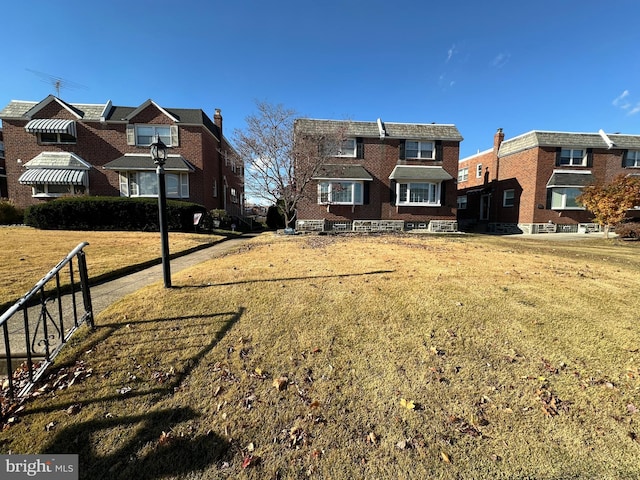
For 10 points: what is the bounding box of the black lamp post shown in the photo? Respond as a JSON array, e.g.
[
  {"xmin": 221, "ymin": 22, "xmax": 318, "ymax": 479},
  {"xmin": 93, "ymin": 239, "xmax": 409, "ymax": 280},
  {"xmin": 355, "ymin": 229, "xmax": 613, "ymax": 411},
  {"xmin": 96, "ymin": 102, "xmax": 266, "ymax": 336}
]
[{"xmin": 150, "ymin": 136, "xmax": 171, "ymax": 288}]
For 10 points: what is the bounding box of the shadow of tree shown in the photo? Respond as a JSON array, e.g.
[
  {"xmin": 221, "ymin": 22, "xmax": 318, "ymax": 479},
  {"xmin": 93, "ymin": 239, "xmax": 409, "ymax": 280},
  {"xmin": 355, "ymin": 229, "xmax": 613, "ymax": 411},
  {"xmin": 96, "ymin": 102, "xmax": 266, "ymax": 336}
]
[{"xmin": 171, "ymin": 269, "xmax": 395, "ymax": 289}]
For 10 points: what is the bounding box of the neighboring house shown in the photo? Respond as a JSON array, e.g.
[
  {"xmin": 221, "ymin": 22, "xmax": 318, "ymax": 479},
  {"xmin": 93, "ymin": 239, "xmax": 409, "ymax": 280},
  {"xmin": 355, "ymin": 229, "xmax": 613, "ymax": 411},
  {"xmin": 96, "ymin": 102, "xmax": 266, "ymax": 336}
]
[
  {"xmin": 457, "ymin": 128, "xmax": 640, "ymax": 234},
  {"xmin": 0, "ymin": 95, "xmax": 244, "ymax": 216},
  {"xmin": 0, "ymin": 128, "xmax": 7, "ymax": 198},
  {"xmin": 294, "ymin": 118, "xmax": 463, "ymax": 232}
]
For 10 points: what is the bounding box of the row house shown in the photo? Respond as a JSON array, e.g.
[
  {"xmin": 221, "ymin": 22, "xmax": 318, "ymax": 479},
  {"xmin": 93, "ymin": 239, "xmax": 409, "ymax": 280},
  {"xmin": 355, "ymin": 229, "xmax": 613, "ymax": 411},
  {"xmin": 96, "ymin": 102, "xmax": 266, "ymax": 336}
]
[
  {"xmin": 0, "ymin": 128, "xmax": 6, "ymax": 197},
  {"xmin": 457, "ymin": 128, "xmax": 640, "ymax": 234},
  {"xmin": 0, "ymin": 95, "xmax": 244, "ymax": 216},
  {"xmin": 294, "ymin": 118, "xmax": 463, "ymax": 233}
]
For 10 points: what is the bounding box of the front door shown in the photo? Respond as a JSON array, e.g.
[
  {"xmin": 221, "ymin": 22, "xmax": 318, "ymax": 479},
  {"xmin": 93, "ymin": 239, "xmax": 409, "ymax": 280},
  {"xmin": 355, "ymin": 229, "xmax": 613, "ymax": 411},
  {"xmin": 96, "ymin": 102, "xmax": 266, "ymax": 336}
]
[{"xmin": 480, "ymin": 194, "xmax": 490, "ymax": 221}]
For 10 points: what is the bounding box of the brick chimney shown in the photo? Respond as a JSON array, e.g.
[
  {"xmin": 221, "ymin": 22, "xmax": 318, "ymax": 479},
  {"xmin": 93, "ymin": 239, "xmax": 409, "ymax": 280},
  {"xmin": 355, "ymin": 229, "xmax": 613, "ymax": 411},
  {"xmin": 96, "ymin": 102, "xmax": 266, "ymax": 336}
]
[
  {"xmin": 214, "ymin": 108, "xmax": 222, "ymax": 134},
  {"xmin": 493, "ymin": 127, "xmax": 504, "ymax": 153}
]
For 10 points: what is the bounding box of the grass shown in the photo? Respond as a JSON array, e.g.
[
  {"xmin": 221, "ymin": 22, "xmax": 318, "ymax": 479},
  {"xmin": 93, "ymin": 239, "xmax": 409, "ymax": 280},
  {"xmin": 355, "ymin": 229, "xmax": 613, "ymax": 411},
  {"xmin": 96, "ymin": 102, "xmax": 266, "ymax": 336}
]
[
  {"xmin": 1, "ymin": 233, "xmax": 640, "ymax": 479},
  {"xmin": 0, "ymin": 227, "xmax": 228, "ymax": 307}
]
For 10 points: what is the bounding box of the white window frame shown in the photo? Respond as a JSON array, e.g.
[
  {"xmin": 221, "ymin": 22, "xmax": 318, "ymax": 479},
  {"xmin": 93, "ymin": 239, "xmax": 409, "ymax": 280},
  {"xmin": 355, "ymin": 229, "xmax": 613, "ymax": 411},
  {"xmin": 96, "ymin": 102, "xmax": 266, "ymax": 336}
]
[
  {"xmin": 212, "ymin": 179, "xmax": 218, "ymax": 197},
  {"xmin": 503, "ymin": 189, "xmax": 515, "ymax": 207},
  {"xmin": 405, "ymin": 140, "xmax": 434, "ymax": 160},
  {"xmin": 476, "ymin": 164, "xmax": 483, "ymax": 178},
  {"xmin": 32, "ymin": 183, "xmax": 85, "ymax": 198},
  {"xmin": 559, "ymin": 148, "xmax": 586, "ymax": 166},
  {"xmin": 625, "ymin": 150, "xmax": 640, "ymax": 167},
  {"xmin": 118, "ymin": 171, "xmax": 189, "ymax": 199},
  {"xmin": 550, "ymin": 187, "xmax": 585, "ymax": 210},
  {"xmin": 336, "ymin": 138, "xmax": 357, "ymax": 158},
  {"xmin": 457, "ymin": 195, "xmax": 467, "ymax": 210},
  {"xmin": 317, "ymin": 181, "xmax": 363, "ymax": 205},
  {"xmin": 135, "ymin": 125, "xmax": 172, "ymax": 147},
  {"xmin": 458, "ymin": 167, "xmax": 468, "ymax": 182},
  {"xmin": 230, "ymin": 187, "xmax": 238, "ymax": 204},
  {"xmin": 396, "ymin": 181, "xmax": 441, "ymax": 206}
]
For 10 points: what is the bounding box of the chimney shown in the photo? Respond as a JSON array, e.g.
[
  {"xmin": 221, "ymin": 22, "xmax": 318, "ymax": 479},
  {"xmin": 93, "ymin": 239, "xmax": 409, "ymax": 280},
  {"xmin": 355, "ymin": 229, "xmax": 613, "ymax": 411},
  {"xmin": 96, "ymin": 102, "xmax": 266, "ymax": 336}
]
[
  {"xmin": 214, "ymin": 108, "xmax": 222, "ymax": 134},
  {"xmin": 494, "ymin": 128, "xmax": 504, "ymax": 153}
]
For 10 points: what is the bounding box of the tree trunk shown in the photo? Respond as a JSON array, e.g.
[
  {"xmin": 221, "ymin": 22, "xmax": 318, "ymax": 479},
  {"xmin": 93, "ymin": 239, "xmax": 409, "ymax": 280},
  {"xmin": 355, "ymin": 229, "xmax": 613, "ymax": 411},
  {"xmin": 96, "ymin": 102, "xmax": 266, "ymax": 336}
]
[{"xmin": 604, "ymin": 224, "xmax": 610, "ymax": 239}]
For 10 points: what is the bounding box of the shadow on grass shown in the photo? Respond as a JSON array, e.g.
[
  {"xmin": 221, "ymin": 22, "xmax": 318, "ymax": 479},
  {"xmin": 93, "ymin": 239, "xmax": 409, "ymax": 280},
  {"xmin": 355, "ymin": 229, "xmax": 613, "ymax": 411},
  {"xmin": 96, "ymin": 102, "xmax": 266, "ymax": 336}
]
[
  {"xmin": 171, "ymin": 269, "xmax": 396, "ymax": 289},
  {"xmin": 42, "ymin": 407, "xmax": 229, "ymax": 480},
  {"xmin": 30, "ymin": 307, "xmax": 245, "ymax": 479},
  {"xmin": 27, "ymin": 309, "xmax": 244, "ymax": 417}
]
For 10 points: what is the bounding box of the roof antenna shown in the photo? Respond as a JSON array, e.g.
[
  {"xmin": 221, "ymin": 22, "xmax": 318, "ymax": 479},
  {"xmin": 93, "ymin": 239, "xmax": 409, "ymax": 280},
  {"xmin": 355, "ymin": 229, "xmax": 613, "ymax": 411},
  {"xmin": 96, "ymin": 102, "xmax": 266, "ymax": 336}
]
[{"xmin": 26, "ymin": 69, "xmax": 88, "ymax": 98}]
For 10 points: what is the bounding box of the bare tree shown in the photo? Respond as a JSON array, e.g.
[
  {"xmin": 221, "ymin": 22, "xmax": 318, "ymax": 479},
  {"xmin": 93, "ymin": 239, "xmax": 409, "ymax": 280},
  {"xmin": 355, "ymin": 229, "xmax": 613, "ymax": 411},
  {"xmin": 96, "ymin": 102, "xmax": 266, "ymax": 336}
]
[{"xmin": 234, "ymin": 101, "xmax": 342, "ymax": 228}]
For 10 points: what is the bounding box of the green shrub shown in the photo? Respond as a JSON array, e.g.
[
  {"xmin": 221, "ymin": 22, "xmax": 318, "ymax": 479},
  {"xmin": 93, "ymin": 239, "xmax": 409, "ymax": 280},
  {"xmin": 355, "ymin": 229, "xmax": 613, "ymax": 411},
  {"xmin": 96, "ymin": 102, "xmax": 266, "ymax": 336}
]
[
  {"xmin": 0, "ymin": 199, "xmax": 24, "ymax": 224},
  {"xmin": 24, "ymin": 196, "xmax": 207, "ymax": 231}
]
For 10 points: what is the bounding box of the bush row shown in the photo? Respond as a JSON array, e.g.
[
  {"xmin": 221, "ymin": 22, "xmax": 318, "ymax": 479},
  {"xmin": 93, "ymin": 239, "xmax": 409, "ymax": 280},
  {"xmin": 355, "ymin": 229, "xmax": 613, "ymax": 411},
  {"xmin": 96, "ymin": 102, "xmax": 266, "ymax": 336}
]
[
  {"xmin": 0, "ymin": 200, "xmax": 24, "ymax": 225},
  {"xmin": 23, "ymin": 197, "xmax": 208, "ymax": 231}
]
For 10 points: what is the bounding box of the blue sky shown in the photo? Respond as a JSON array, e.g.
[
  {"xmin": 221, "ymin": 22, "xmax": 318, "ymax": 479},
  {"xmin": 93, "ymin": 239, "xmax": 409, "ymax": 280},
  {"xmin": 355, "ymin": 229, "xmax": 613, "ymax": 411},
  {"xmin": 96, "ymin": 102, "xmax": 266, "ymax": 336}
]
[{"xmin": 1, "ymin": 0, "xmax": 639, "ymax": 158}]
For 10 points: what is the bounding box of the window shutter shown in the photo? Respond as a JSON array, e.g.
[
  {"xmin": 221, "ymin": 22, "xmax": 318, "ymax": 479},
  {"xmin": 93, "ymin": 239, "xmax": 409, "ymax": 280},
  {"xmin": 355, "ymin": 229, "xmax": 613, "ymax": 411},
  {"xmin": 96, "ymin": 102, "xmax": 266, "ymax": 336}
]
[
  {"xmin": 119, "ymin": 173, "xmax": 129, "ymax": 197},
  {"xmin": 586, "ymin": 148, "xmax": 593, "ymax": 167},
  {"xmin": 555, "ymin": 147, "xmax": 561, "ymax": 167},
  {"xmin": 126, "ymin": 125, "xmax": 135, "ymax": 145},
  {"xmin": 546, "ymin": 188, "xmax": 552, "ymax": 209},
  {"xmin": 399, "ymin": 141, "xmax": 406, "ymax": 160},
  {"xmin": 170, "ymin": 125, "xmax": 179, "ymax": 146},
  {"xmin": 363, "ymin": 182, "xmax": 370, "ymax": 204},
  {"xmin": 435, "ymin": 140, "xmax": 443, "ymax": 162},
  {"xmin": 356, "ymin": 138, "xmax": 364, "ymax": 159},
  {"xmin": 440, "ymin": 181, "xmax": 446, "ymax": 205},
  {"xmin": 622, "ymin": 149, "xmax": 629, "ymax": 167},
  {"xmin": 390, "ymin": 180, "xmax": 396, "ymax": 205}
]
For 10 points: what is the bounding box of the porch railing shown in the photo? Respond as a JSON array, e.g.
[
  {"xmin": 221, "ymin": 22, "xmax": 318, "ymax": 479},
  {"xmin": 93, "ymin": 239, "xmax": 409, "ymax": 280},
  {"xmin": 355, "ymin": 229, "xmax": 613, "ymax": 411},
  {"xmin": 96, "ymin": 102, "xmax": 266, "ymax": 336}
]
[{"xmin": 1, "ymin": 242, "xmax": 94, "ymax": 398}]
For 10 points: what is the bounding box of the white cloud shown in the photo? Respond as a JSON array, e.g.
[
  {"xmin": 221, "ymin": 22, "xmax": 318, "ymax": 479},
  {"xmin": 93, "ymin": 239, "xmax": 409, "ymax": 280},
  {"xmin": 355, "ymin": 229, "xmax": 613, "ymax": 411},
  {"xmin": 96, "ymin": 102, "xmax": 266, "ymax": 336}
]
[
  {"xmin": 491, "ymin": 53, "xmax": 510, "ymax": 68},
  {"xmin": 612, "ymin": 89, "xmax": 631, "ymax": 108},
  {"xmin": 446, "ymin": 44, "xmax": 456, "ymax": 63},
  {"xmin": 628, "ymin": 102, "xmax": 640, "ymax": 116}
]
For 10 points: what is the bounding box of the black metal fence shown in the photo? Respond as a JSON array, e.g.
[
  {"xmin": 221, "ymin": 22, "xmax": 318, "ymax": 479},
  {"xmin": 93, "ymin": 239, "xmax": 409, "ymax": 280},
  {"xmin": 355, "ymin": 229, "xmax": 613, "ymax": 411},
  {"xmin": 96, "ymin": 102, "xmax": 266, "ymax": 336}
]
[{"xmin": 1, "ymin": 242, "xmax": 94, "ymax": 398}]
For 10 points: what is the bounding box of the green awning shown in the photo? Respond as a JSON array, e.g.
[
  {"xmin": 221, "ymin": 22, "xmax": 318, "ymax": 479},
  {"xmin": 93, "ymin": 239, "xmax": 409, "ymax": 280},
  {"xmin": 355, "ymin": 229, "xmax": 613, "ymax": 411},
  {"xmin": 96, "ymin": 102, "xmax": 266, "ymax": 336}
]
[{"xmin": 19, "ymin": 168, "xmax": 87, "ymax": 185}]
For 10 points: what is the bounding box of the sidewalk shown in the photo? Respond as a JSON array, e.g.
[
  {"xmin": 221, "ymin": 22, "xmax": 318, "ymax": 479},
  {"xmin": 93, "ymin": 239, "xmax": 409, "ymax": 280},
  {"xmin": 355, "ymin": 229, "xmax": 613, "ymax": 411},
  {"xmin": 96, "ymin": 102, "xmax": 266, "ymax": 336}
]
[{"xmin": 89, "ymin": 234, "xmax": 257, "ymax": 316}]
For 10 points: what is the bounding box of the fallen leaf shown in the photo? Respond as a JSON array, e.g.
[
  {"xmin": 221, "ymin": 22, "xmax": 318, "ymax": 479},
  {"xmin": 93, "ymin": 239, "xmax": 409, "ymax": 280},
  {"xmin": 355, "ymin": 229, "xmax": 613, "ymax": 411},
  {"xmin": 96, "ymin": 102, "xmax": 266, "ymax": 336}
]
[
  {"xmin": 65, "ymin": 404, "xmax": 82, "ymax": 415},
  {"xmin": 441, "ymin": 451, "xmax": 451, "ymax": 463},
  {"xmin": 310, "ymin": 400, "xmax": 320, "ymax": 409},
  {"xmin": 45, "ymin": 422, "xmax": 56, "ymax": 432},
  {"xmin": 241, "ymin": 455, "xmax": 259, "ymax": 469},
  {"xmin": 254, "ymin": 368, "xmax": 263, "ymax": 376},
  {"xmin": 247, "ymin": 442, "xmax": 255, "ymax": 452},
  {"xmin": 367, "ymin": 432, "xmax": 377, "ymax": 444},
  {"xmin": 628, "ymin": 403, "xmax": 638, "ymax": 415},
  {"xmin": 273, "ymin": 376, "xmax": 288, "ymax": 391},
  {"xmin": 396, "ymin": 439, "xmax": 407, "ymax": 450},
  {"xmin": 400, "ymin": 398, "xmax": 416, "ymax": 410}
]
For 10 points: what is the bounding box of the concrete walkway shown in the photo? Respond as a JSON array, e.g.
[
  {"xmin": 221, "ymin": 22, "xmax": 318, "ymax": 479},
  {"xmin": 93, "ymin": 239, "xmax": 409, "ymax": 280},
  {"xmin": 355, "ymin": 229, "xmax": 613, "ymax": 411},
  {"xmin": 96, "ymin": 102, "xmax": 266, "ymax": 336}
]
[{"xmin": 89, "ymin": 234, "xmax": 257, "ymax": 316}]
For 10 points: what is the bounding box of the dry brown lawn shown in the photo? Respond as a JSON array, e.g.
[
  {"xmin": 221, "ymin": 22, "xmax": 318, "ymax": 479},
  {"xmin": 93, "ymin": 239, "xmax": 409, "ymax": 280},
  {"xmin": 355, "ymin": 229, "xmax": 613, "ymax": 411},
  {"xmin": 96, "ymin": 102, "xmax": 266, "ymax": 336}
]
[
  {"xmin": 0, "ymin": 227, "xmax": 226, "ymax": 305},
  {"xmin": 1, "ymin": 233, "xmax": 640, "ymax": 479}
]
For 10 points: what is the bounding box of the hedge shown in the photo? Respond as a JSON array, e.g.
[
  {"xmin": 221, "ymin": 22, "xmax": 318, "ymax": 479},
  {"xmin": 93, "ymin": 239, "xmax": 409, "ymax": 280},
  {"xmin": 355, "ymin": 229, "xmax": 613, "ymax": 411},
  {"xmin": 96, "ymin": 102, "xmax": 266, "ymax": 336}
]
[{"xmin": 24, "ymin": 196, "xmax": 208, "ymax": 231}]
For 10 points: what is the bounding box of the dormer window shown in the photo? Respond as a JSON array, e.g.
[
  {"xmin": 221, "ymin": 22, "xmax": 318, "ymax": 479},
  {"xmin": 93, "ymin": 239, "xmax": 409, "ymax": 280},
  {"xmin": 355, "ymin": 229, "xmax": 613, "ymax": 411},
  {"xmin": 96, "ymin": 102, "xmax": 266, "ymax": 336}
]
[
  {"xmin": 136, "ymin": 125, "xmax": 172, "ymax": 146},
  {"xmin": 25, "ymin": 119, "xmax": 77, "ymax": 144},
  {"xmin": 39, "ymin": 132, "xmax": 76, "ymax": 144},
  {"xmin": 405, "ymin": 141, "xmax": 434, "ymax": 160}
]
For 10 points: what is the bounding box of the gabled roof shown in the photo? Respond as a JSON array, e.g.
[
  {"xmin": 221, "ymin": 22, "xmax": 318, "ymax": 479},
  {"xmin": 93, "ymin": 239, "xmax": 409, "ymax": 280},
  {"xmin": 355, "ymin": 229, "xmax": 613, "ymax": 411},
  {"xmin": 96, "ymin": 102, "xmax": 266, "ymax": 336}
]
[
  {"xmin": 121, "ymin": 99, "xmax": 179, "ymax": 122},
  {"xmin": 295, "ymin": 118, "xmax": 463, "ymax": 141},
  {"xmin": 498, "ymin": 130, "xmax": 640, "ymax": 157}
]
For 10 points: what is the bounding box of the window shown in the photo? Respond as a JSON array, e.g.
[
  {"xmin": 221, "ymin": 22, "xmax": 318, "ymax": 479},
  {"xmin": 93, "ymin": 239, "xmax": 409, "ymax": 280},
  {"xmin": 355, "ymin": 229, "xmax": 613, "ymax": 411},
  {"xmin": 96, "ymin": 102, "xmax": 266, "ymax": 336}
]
[
  {"xmin": 336, "ymin": 139, "xmax": 356, "ymax": 157},
  {"xmin": 503, "ymin": 189, "xmax": 515, "ymax": 207},
  {"xmin": 32, "ymin": 183, "xmax": 85, "ymax": 198},
  {"xmin": 559, "ymin": 149, "xmax": 585, "ymax": 166},
  {"xmin": 405, "ymin": 141, "xmax": 434, "ymax": 159},
  {"xmin": 212, "ymin": 179, "xmax": 218, "ymax": 197},
  {"xmin": 230, "ymin": 187, "xmax": 238, "ymax": 204},
  {"xmin": 0, "ymin": 141, "xmax": 5, "ymax": 157},
  {"xmin": 625, "ymin": 150, "xmax": 640, "ymax": 167},
  {"xmin": 318, "ymin": 181, "xmax": 363, "ymax": 204},
  {"xmin": 458, "ymin": 167, "xmax": 469, "ymax": 182},
  {"xmin": 397, "ymin": 182, "xmax": 440, "ymax": 206},
  {"xmin": 457, "ymin": 195, "xmax": 467, "ymax": 210},
  {"xmin": 550, "ymin": 187, "xmax": 584, "ymax": 210},
  {"xmin": 476, "ymin": 164, "xmax": 483, "ymax": 178},
  {"xmin": 136, "ymin": 125, "xmax": 172, "ymax": 146},
  {"xmin": 119, "ymin": 171, "xmax": 189, "ymax": 198},
  {"xmin": 38, "ymin": 132, "xmax": 76, "ymax": 144}
]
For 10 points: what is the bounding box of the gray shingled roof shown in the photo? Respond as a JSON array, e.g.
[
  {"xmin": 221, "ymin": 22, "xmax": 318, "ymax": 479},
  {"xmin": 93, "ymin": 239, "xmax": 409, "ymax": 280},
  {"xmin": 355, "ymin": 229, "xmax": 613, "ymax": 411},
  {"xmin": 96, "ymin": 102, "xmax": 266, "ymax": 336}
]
[
  {"xmin": 546, "ymin": 172, "xmax": 595, "ymax": 187},
  {"xmin": 499, "ymin": 131, "xmax": 640, "ymax": 157},
  {"xmin": 0, "ymin": 98, "xmax": 220, "ymax": 139},
  {"xmin": 295, "ymin": 118, "xmax": 463, "ymax": 141},
  {"xmin": 388, "ymin": 165, "xmax": 453, "ymax": 181},
  {"xmin": 312, "ymin": 164, "xmax": 373, "ymax": 180},
  {"xmin": 103, "ymin": 154, "xmax": 195, "ymax": 172}
]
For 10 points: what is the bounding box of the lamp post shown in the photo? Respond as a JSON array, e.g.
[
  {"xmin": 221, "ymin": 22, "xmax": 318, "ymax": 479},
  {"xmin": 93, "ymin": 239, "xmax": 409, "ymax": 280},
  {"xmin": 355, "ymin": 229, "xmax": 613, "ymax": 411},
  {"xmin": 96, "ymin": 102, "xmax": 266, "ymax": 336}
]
[{"xmin": 150, "ymin": 136, "xmax": 171, "ymax": 288}]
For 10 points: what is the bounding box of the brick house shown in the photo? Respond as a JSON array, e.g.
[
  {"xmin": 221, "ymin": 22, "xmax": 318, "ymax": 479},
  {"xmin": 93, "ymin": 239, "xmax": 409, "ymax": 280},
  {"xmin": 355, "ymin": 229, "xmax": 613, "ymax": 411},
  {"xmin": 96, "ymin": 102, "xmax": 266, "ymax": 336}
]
[
  {"xmin": 457, "ymin": 128, "xmax": 640, "ymax": 234},
  {"xmin": 294, "ymin": 118, "xmax": 463, "ymax": 232},
  {"xmin": 0, "ymin": 128, "xmax": 6, "ymax": 198},
  {"xmin": 0, "ymin": 95, "xmax": 244, "ymax": 216}
]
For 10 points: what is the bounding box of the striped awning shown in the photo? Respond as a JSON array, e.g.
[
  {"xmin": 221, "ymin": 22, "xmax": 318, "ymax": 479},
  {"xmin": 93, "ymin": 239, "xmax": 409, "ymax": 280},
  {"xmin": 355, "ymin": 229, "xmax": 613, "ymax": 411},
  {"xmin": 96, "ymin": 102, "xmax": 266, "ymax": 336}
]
[
  {"xmin": 25, "ymin": 119, "xmax": 77, "ymax": 137},
  {"xmin": 19, "ymin": 168, "xmax": 87, "ymax": 186}
]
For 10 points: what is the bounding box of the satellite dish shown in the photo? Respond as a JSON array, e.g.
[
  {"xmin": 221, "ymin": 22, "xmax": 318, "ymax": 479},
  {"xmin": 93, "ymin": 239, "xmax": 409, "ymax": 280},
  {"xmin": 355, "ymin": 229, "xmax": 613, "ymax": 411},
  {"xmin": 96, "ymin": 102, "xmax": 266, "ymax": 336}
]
[{"xmin": 26, "ymin": 69, "xmax": 88, "ymax": 98}]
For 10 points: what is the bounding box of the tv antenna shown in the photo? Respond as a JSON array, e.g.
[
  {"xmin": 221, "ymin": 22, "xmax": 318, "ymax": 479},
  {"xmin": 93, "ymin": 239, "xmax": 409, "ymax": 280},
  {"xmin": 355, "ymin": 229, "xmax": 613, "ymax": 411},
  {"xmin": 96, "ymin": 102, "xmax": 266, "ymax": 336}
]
[{"xmin": 26, "ymin": 69, "xmax": 88, "ymax": 98}]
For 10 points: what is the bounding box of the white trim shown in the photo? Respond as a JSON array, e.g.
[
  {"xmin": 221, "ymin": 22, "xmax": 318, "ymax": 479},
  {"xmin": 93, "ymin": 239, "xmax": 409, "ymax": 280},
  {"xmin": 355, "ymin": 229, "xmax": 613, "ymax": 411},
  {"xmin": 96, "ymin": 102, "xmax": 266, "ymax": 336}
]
[{"xmin": 123, "ymin": 99, "xmax": 180, "ymax": 122}]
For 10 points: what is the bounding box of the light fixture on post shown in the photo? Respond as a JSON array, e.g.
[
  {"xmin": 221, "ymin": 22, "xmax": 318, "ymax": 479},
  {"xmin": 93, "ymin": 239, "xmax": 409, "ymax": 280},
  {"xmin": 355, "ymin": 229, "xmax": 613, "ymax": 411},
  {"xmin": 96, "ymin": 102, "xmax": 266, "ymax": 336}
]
[{"xmin": 150, "ymin": 135, "xmax": 171, "ymax": 288}]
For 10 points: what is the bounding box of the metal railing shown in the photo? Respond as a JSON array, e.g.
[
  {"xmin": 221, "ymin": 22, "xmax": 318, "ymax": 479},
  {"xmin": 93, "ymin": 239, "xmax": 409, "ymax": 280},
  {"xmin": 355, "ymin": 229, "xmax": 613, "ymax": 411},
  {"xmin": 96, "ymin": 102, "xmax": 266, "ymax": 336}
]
[{"xmin": 1, "ymin": 242, "xmax": 93, "ymax": 398}]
